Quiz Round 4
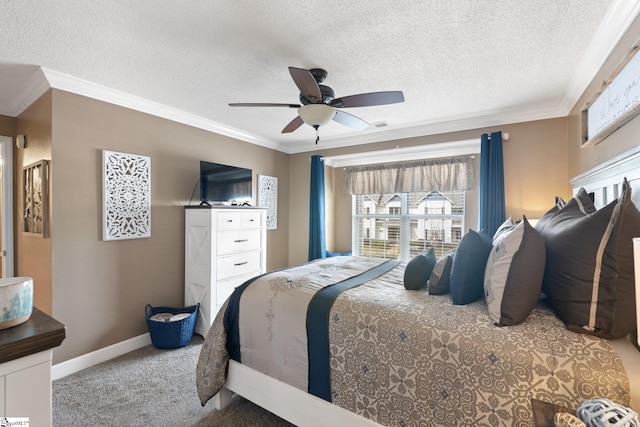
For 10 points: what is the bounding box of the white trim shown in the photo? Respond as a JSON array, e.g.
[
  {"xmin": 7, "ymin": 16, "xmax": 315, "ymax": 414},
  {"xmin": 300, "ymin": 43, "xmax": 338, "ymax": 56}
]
[
  {"xmin": 222, "ymin": 360, "xmax": 383, "ymax": 427},
  {"xmin": 41, "ymin": 68, "xmax": 282, "ymax": 152},
  {"xmin": 4, "ymin": 67, "xmax": 51, "ymax": 117},
  {"xmin": 51, "ymin": 333, "xmax": 151, "ymax": 380},
  {"xmin": 7, "ymin": 66, "xmax": 549, "ymax": 155},
  {"xmin": 570, "ymin": 145, "xmax": 640, "ymax": 191},
  {"xmin": 322, "ymin": 139, "xmax": 480, "ymax": 168},
  {"xmin": 0, "ymin": 136, "xmax": 14, "ymax": 277},
  {"xmin": 283, "ymin": 107, "xmax": 537, "ymax": 154}
]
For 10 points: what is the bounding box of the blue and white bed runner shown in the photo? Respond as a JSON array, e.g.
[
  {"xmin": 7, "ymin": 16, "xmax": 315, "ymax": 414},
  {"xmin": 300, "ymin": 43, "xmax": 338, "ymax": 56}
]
[{"xmin": 224, "ymin": 256, "xmax": 399, "ymax": 401}]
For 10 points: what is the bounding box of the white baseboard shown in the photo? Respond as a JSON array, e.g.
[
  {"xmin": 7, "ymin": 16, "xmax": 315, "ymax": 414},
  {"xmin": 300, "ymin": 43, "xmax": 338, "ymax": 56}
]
[{"xmin": 51, "ymin": 333, "xmax": 151, "ymax": 381}]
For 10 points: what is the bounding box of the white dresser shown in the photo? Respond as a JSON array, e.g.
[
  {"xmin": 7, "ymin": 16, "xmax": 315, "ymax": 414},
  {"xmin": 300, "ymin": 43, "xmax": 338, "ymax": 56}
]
[{"xmin": 185, "ymin": 207, "xmax": 267, "ymax": 337}]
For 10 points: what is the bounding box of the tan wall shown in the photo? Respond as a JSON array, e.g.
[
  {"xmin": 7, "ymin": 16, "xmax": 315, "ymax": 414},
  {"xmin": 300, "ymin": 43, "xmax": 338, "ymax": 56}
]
[
  {"xmin": 49, "ymin": 90, "xmax": 289, "ymax": 364},
  {"xmin": 288, "ymin": 117, "xmax": 569, "ymax": 266},
  {"xmin": 568, "ymin": 14, "xmax": 640, "ymax": 176},
  {"xmin": 16, "ymin": 92, "xmax": 53, "ymax": 315},
  {"xmin": 0, "ymin": 115, "xmax": 17, "ymax": 136}
]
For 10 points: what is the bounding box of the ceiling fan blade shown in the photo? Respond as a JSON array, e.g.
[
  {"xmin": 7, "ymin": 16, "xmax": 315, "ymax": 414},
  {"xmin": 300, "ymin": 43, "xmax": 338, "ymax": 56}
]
[
  {"xmin": 229, "ymin": 103, "xmax": 300, "ymax": 108},
  {"xmin": 330, "ymin": 91, "xmax": 404, "ymax": 108},
  {"xmin": 282, "ymin": 116, "xmax": 304, "ymax": 133},
  {"xmin": 289, "ymin": 67, "xmax": 322, "ymax": 103},
  {"xmin": 332, "ymin": 110, "xmax": 369, "ymax": 130}
]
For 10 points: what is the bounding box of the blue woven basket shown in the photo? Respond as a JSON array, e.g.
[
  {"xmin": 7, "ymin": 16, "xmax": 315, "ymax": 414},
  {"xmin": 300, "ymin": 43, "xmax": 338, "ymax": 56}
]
[{"xmin": 145, "ymin": 303, "xmax": 199, "ymax": 349}]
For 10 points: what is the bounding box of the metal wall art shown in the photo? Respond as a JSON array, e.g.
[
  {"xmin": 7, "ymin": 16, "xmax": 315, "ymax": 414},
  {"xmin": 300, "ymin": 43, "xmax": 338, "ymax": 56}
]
[
  {"xmin": 102, "ymin": 150, "xmax": 151, "ymax": 240},
  {"xmin": 23, "ymin": 160, "xmax": 49, "ymax": 237}
]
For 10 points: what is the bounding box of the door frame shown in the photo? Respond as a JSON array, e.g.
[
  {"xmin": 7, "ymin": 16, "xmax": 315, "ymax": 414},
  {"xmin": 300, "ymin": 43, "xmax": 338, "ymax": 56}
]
[{"xmin": 0, "ymin": 135, "xmax": 14, "ymax": 278}]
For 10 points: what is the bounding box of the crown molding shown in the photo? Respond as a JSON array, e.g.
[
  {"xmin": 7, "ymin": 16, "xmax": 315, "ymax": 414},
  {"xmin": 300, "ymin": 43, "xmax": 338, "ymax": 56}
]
[
  {"xmin": 7, "ymin": 66, "xmax": 564, "ymax": 154},
  {"xmin": 41, "ymin": 68, "xmax": 282, "ymax": 152},
  {"xmin": 282, "ymin": 103, "xmax": 566, "ymax": 154},
  {"xmin": 2, "ymin": 67, "xmax": 591, "ymax": 155},
  {"xmin": 3, "ymin": 67, "xmax": 50, "ymax": 116}
]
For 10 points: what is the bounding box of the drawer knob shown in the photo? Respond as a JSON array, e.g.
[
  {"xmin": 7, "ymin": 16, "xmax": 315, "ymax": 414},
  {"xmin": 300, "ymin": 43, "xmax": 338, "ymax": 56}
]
[{"xmin": 234, "ymin": 261, "xmax": 248, "ymax": 266}]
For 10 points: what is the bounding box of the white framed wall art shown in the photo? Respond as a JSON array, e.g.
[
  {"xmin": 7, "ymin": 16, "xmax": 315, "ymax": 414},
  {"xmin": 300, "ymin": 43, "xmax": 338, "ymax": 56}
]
[
  {"xmin": 102, "ymin": 150, "xmax": 151, "ymax": 240},
  {"xmin": 258, "ymin": 175, "xmax": 278, "ymax": 230}
]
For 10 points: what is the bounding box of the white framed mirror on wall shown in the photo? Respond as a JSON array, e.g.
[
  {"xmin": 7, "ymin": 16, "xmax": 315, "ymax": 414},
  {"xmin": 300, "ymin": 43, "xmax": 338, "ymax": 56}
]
[{"xmin": 0, "ymin": 135, "xmax": 14, "ymax": 278}]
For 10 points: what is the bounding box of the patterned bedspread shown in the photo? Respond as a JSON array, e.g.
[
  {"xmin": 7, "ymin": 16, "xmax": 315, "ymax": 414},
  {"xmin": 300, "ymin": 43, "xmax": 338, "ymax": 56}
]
[{"xmin": 197, "ymin": 256, "xmax": 630, "ymax": 426}]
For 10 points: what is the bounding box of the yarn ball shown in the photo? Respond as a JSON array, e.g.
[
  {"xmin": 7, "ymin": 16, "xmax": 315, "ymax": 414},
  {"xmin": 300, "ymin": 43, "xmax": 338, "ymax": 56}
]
[{"xmin": 576, "ymin": 398, "xmax": 639, "ymax": 427}]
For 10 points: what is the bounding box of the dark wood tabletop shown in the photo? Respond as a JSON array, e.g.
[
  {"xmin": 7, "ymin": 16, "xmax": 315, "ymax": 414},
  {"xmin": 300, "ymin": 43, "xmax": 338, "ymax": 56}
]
[{"xmin": 0, "ymin": 307, "xmax": 66, "ymax": 364}]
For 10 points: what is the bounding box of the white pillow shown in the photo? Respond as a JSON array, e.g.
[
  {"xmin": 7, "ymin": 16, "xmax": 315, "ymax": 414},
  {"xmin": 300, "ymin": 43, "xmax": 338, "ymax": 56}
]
[{"xmin": 492, "ymin": 216, "xmax": 513, "ymax": 244}]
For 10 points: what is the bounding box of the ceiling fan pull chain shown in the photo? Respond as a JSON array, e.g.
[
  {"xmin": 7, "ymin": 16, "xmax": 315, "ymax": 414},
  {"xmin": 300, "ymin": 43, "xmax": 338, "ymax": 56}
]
[{"xmin": 315, "ymin": 127, "xmax": 320, "ymax": 144}]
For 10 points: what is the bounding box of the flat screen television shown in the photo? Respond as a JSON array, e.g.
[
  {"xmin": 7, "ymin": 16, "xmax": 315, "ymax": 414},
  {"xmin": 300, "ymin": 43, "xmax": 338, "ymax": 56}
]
[{"xmin": 200, "ymin": 161, "xmax": 252, "ymax": 204}]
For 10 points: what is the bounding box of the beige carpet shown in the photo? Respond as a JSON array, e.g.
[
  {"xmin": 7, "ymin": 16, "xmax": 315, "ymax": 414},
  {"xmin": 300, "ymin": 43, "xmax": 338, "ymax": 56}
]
[{"xmin": 52, "ymin": 335, "xmax": 293, "ymax": 426}]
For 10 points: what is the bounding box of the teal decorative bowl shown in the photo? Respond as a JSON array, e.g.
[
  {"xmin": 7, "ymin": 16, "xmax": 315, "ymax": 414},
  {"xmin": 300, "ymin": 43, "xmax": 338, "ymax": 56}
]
[{"xmin": 0, "ymin": 277, "xmax": 33, "ymax": 330}]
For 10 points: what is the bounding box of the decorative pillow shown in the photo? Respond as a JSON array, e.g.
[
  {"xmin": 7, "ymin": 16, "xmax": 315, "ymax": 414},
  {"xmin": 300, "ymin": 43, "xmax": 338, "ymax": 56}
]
[
  {"xmin": 484, "ymin": 216, "xmax": 546, "ymax": 326},
  {"xmin": 427, "ymin": 250, "xmax": 455, "ymax": 295},
  {"xmin": 535, "ymin": 189, "xmax": 595, "ymax": 233},
  {"xmin": 492, "ymin": 217, "xmax": 514, "ymax": 244},
  {"xmin": 403, "ymin": 248, "xmax": 437, "ymax": 290},
  {"xmin": 540, "ymin": 179, "xmax": 640, "ymax": 339},
  {"xmin": 450, "ymin": 229, "xmax": 493, "ymax": 305}
]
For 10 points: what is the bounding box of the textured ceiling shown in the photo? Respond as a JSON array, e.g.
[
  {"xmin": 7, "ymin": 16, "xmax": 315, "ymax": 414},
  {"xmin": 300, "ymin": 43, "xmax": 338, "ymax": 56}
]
[{"xmin": 1, "ymin": 1, "xmax": 639, "ymax": 153}]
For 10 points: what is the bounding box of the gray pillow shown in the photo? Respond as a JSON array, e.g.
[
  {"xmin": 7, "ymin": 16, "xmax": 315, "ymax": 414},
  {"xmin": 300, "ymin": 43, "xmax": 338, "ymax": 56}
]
[
  {"xmin": 540, "ymin": 179, "xmax": 640, "ymax": 339},
  {"xmin": 535, "ymin": 189, "xmax": 594, "ymax": 233},
  {"xmin": 403, "ymin": 248, "xmax": 437, "ymax": 290},
  {"xmin": 427, "ymin": 250, "xmax": 454, "ymax": 295},
  {"xmin": 484, "ymin": 216, "xmax": 545, "ymax": 326}
]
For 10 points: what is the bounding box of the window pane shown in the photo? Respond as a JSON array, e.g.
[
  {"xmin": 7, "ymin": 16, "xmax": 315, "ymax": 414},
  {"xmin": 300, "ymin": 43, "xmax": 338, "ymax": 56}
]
[
  {"xmin": 353, "ymin": 190, "xmax": 465, "ymax": 261},
  {"xmin": 353, "ymin": 216, "xmax": 401, "ymax": 259}
]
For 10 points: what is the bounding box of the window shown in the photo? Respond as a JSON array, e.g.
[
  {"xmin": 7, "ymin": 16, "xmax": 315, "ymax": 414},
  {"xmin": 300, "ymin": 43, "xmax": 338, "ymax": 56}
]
[{"xmin": 352, "ymin": 190, "xmax": 465, "ymax": 261}]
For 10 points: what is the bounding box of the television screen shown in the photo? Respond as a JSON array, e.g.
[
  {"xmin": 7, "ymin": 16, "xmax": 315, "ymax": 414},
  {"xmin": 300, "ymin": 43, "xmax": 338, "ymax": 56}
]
[{"xmin": 200, "ymin": 161, "xmax": 252, "ymax": 204}]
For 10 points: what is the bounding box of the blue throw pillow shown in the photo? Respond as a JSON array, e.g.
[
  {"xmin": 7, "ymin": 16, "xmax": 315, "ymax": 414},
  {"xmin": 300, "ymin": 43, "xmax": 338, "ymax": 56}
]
[
  {"xmin": 403, "ymin": 248, "xmax": 437, "ymax": 290},
  {"xmin": 450, "ymin": 229, "xmax": 493, "ymax": 304}
]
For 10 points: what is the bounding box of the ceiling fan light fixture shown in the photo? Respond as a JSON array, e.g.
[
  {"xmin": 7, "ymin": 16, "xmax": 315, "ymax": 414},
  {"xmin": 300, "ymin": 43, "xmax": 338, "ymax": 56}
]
[{"xmin": 298, "ymin": 104, "xmax": 335, "ymax": 127}]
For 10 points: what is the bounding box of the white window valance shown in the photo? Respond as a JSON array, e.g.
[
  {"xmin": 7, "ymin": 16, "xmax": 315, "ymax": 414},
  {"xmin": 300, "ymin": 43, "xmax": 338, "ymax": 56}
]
[{"xmin": 343, "ymin": 156, "xmax": 475, "ymax": 195}]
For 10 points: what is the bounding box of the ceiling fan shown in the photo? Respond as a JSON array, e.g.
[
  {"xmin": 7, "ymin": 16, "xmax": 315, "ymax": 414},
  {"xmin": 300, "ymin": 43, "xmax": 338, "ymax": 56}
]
[{"xmin": 229, "ymin": 67, "xmax": 404, "ymax": 143}]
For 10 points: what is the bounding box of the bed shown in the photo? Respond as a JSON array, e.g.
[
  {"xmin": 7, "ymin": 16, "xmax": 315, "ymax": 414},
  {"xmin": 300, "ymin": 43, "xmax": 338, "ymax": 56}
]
[{"xmin": 196, "ymin": 147, "xmax": 640, "ymax": 427}]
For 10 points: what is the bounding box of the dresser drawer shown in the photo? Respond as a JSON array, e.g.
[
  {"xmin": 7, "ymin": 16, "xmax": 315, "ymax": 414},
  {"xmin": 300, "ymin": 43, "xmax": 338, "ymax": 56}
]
[
  {"xmin": 217, "ymin": 229, "xmax": 261, "ymax": 255},
  {"xmin": 217, "ymin": 211, "xmax": 243, "ymax": 231},
  {"xmin": 217, "ymin": 250, "xmax": 262, "ymax": 281},
  {"xmin": 217, "ymin": 210, "xmax": 263, "ymax": 231},
  {"xmin": 242, "ymin": 211, "xmax": 263, "ymax": 229},
  {"xmin": 216, "ymin": 272, "xmax": 260, "ymax": 305}
]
